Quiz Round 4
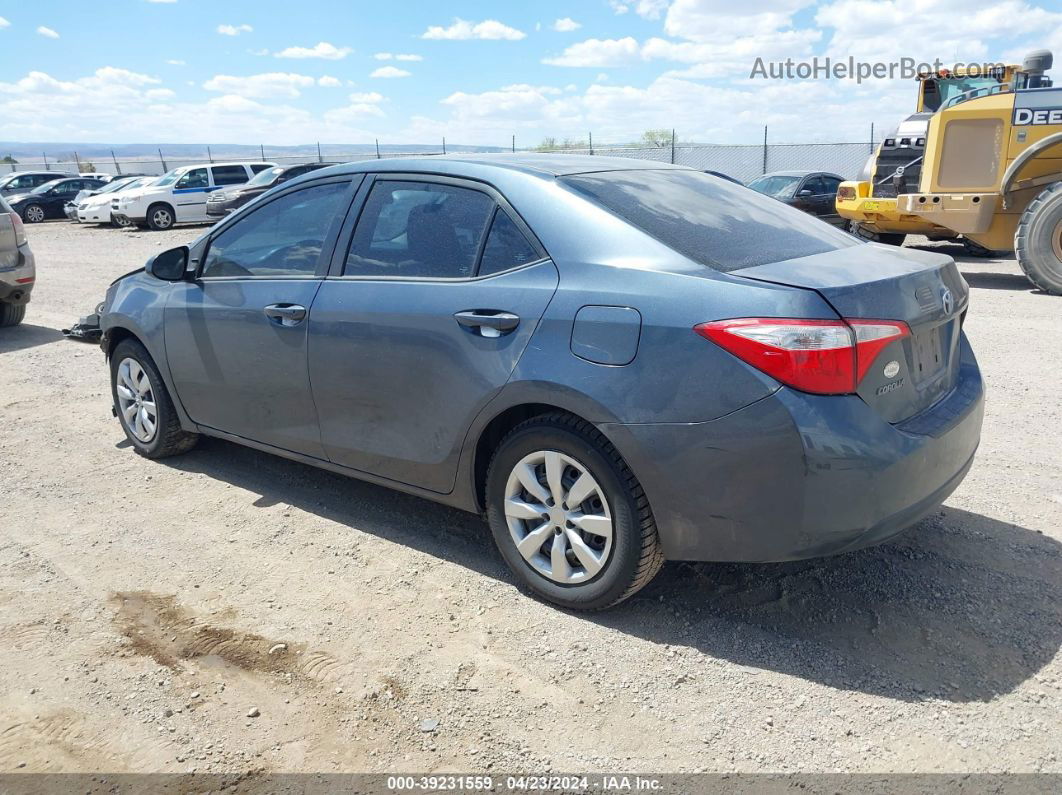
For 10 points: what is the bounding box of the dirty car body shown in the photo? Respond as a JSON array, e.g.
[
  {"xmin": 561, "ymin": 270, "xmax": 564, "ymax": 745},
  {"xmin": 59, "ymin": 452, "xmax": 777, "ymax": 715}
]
[{"xmin": 99, "ymin": 155, "xmax": 983, "ymax": 601}]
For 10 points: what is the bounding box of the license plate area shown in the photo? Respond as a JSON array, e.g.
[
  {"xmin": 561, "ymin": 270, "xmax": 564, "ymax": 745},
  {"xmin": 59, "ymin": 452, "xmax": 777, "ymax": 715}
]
[{"xmin": 911, "ymin": 326, "xmax": 945, "ymax": 383}]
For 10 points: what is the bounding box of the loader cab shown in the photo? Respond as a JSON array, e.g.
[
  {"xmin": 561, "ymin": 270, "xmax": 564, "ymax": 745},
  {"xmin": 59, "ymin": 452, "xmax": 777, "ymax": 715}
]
[{"xmin": 917, "ymin": 65, "xmax": 1015, "ymax": 113}]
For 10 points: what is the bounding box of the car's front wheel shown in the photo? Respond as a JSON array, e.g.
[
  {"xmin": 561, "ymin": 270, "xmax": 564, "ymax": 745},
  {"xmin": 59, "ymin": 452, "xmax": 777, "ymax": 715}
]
[
  {"xmin": 110, "ymin": 338, "xmax": 198, "ymax": 458},
  {"xmin": 146, "ymin": 203, "xmax": 175, "ymax": 231},
  {"xmin": 21, "ymin": 204, "xmax": 46, "ymax": 224},
  {"xmin": 485, "ymin": 412, "xmax": 663, "ymax": 610}
]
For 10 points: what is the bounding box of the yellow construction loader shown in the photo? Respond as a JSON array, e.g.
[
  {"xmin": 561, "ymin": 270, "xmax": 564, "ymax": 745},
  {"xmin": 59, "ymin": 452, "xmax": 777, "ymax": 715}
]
[
  {"xmin": 897, "ymin": 50, "xmax": 1062, "ymax": 293},
  {"xmin": 836, "ymin": 60, "xmax": 1023, "ymax": 253}
]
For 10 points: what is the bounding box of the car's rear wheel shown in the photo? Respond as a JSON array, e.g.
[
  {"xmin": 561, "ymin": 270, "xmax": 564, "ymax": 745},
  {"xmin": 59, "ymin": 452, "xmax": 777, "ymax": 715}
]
[
  {"xmin": 22, "ymin": 204, "xmax": 46, "ymax": 224},
  {"xmin": 0, "ymin": 302, "xmax": 26, "ymax": 327},
  {"xmin": 146, "ymin": 203, "xmax": 175, "ymax": 231},
  {"xmin": 485, "ymin": 412, "xmax": 663, "ymax": 610},
  {"xmin": 110, "ymin": 338, "xmax": 198, "ymax": 458}
]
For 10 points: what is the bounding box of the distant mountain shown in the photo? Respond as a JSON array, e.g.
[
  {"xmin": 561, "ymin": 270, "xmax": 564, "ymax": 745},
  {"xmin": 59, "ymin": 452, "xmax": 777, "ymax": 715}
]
[{"xmin": 0, "ymin": 141, "xmax": 507, "ymax": 162}]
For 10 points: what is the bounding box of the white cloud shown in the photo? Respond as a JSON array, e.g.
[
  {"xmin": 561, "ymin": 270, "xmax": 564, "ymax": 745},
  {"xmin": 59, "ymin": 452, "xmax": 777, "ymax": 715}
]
[
  {"xmin": 317, "ymin": 75, "xmax": 342, "ymax": 87},
  {"xmin": 0, "ymin": 17, "xmax": 10, "ymax": 29},
  {"xmin": 37, "ymin": 26, "xmax": 59, "ymax": 39},
  {"xmin": 374, "ymin": 52, "xmax": 423, "ymax": 61},
  {"xmin": 203, "ymin": 73, "xmax": 316, "ymax": 99},
  {"xmin": 217, "ymin": 23, "xmax": 253, "ymax": 36},
  {"xmin": 166, "ymin": 59, "xmax": 186, "ymax": 66},
  {"xmin": 665, "ymin": 0, "xmax": 814, "ymax": 41},
  {"xmin": 348, "ymin": 91, "xmax": 384, "ymax": 103},
  {"xmin": 274, "ymin": 41, "xmax": 351, "ymax": 60},
  {"xmin": 421, "ymin": 18, "xmax": 526, "ymax": 41},
  {"xmin": 543, "ymin": 37, "xmax": 641, "ymax": 67},
  {"xmin": 145, "ymin": 88, "xmax": 176, "ymax": 100},
  {"xmin": 371, "ymin": 66, "xmax": 412, "ymax": 79},
  {"xmin": 553, "ymin": 18, "xmax": 582, "ymax": 32},
  {"xmin": 609, "ymin": 1, "xmax": 630, "ymax": 14}
]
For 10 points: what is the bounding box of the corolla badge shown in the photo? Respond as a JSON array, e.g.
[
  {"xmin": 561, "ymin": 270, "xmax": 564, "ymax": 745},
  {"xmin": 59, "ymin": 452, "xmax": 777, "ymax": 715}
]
[
  {"xmin": 941, "ymin": 287, "xmax": 954, "ymax": 315},
  {"xmin": 883, "ymin": 360, "xmax": 901, "ymax": 379}
]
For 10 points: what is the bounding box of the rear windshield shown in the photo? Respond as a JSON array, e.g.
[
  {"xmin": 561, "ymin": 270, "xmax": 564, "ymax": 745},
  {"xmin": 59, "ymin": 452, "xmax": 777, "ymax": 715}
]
[{"xmin": 561, "ymin": 169, "xmax": 858, "ymax": 272}]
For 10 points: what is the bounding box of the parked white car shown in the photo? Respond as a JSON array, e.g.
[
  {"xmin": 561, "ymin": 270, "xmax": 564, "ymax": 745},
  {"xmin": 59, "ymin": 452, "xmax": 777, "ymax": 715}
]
[
  {"xmin": 111, "ymin": 162, "xmax": 274, "ymax": 230},
  {"xmin": 77, "ymin": 176, "xmax": 157, "ymax": 226}
]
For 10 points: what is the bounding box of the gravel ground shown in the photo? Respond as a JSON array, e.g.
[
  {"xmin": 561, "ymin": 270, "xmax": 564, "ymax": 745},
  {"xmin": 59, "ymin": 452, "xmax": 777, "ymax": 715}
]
[{"xmin": 1, "ymin": 220, "xmax": 1060, "ymax": 776}]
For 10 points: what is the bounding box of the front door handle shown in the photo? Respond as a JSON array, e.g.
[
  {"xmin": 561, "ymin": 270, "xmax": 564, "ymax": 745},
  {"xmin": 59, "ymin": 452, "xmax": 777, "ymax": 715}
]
[
  {"xmin": 264, "ymin": 303, "xmax": 307, "ymax": 327},
  {"xmin": 454, "ymin": 310, "xmax": 520, "ymax": 337}
]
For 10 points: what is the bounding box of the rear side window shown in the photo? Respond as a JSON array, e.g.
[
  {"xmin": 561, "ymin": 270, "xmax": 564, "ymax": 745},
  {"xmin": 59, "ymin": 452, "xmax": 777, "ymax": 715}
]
[
  {"xmin": 212, "ymin": 165, "xmax": 248, "ymax": 186},
  {"xmin": 250, "ymin": 163, "xmax": 273, "ymax": 174},
  {"xmin": 345, "ymin": 181, "xmax": 494, "ymax": 279},
  {"xmin": 200, "ymin": 181, "xmax": 349, "ymax": 278},
  {"xmin": 561, "ymin": 169, "xmax": 858, "ymax": 272},
  {"xmin": 479, "ymin": 209, "xmax": 540, "ymax": 276}
]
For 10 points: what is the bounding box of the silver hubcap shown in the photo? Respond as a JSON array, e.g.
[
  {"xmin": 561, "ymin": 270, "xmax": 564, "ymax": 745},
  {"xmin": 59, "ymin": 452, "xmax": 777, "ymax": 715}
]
[
  {"xmin": 152, "ymin": 209, "xmax": 172, "ymax": 228},
  {"xmin": 504, "ymin": 451, "xmax": 613, "ymax": 584},
  {"xmin": 26, "ymin": 206, "xmax": 44, "ymax": 222},
  {"xmin": 115, "ymin": 358, "xmax": 158, "ymax": 443}
]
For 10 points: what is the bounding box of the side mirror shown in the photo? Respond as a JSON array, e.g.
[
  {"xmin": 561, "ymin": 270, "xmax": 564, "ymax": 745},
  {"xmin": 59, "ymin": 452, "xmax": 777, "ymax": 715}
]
[
  {"xmin": 797, "ymin": 188, "xmax": 814, "ymax": 197},
  {"xmin": 146, "ymin": 246, "xmax": 189, "ymax": 281}
]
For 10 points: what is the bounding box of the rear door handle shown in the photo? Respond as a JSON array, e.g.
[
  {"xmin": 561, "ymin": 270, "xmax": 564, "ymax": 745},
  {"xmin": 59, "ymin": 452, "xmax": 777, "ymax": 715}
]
[
  {"xmin": 264, "ymin": 303, "xmax": 307, "ymax": 327},
  {"xmin": 454, "ymin": 310, "xmax": 520, "ymax": 337}
]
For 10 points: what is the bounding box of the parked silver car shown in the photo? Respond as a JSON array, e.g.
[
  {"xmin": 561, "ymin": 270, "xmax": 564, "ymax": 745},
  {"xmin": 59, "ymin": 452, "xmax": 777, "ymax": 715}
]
[{"xmin": 0, "ymin": 195, "xmax": 35, "ymax": 326}]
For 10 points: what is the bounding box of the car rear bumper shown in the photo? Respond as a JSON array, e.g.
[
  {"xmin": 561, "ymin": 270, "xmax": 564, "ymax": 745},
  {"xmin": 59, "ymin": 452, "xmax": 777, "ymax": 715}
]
[
  {"xmin": 603, "ymin": 334, "xmax": 984, "ymax": 562},
  {"xmin": 0, "ymin": 244, "xmax": 36, "ymax": 304}
]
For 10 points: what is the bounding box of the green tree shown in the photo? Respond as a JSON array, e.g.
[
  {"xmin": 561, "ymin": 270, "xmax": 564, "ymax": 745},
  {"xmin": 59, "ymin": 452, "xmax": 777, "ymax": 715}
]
[
  {"xmin": 639, "ymin": 129, "xmax": 673, "ymax": 148},
  {"xmin": 80, "ymin": 162, "xmax": 97, "ymax": 173},
  {"xmin": 532, "ymin": 137, "xmax": 558, "ymax": 152}
]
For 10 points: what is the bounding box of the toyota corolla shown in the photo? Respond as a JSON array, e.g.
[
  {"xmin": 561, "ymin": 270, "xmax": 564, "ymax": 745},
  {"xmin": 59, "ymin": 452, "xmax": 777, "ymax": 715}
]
[{"xmin": 99, "ymin": 155, "xmax": 983, "ymax": 610}]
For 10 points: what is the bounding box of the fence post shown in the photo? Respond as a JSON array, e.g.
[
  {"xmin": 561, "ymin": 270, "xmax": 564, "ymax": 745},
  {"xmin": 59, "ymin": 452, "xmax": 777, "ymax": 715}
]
[
  {"xmin": 670, "ymin": 129, "xmax": 676, "ymax": 164},
  {"xmin": 74, "ymin": 152, "xmax": 82, "ymax": 172},
  {"xmin": 317, "ymin": 142, "xmax": 323, "ymax": 163},
  {"xmin": 512, "ymin": 134, "xmax": 515, "ymax": 153},
  {"xmin": 43, "ymin": 152, "xmax": 50, "ymax": 171},
  {"xmin": 589, "ymin": 131, "xmax": 593, "ymax": 155},
  {"xmin": 207, "ymin": 146, "xmax": 214, "ymax": 163},
  {"xmin": 111, "ymin": 150, "xmax": 121, "ymax": 175},
  {"xmin": 442, "ymin": 137, "xmax": 447, "ymax": 155},
  {"xmin": 158, "ymin": 149, "xmax": 167, "ymax": 171},
  {"xmin": 870, "ymin": 122, "xmax": 875, "ymax": 149},
  {"xmin": 375, "ymin": 139, "xmax": 381, "ymax": 159},
  {"xmin": 762, "ymin": 125, "xmax": 768, "ymax": 174}
]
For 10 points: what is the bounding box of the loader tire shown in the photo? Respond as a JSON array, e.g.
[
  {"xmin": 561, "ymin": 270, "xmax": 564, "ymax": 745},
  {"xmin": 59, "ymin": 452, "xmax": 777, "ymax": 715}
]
[{"xmin": 1015, "ymin": 181, "xmax": 1062, "ymax": 295}]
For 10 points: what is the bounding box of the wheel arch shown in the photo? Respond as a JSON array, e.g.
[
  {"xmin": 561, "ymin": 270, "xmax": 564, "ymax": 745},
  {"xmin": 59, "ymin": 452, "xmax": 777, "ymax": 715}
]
[
  {"xmin": 1002, "ymin": 132, "xmax": 1062, "ymax": 199},
  {"xmin": 467, "ymin": 392, "xmax": 625, "ymax": 513}
]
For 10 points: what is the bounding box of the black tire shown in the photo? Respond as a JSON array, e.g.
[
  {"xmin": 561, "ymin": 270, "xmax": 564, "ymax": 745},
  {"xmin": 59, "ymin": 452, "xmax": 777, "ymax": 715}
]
[
  {"xmin": 485, "ymin": 412, "xmax": 663, "ymax": 610},
  {"xmin": 847, "ymin": 220, "xmax": 905, "ymax": 247},
  {"xmin": 21, "ymin": 203, "xmax": 46, "ymax": 224},
  {"xmin": 110, "ymin": 338, "xmax": 198, "ymax": 458},
  {"xmin": 111, "ymin": 215, "xmax": 132, "ymax": 228},
  {"xmin": 0, "ymin": 302, "xmax": 26, "ymax": 327},
  {"xmin": 146, "ymin": 203, "xmax": 175, "ymax": 231},
  {"xmin": 1015, "ymin": 181, "xmax": 1062, "ymax": 295}
]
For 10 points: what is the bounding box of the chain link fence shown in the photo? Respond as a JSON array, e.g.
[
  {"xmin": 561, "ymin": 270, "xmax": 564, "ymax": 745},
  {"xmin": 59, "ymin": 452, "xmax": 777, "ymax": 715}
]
[{"xmin": 1, "ymin": 141, "xmax": 875, "ymax": 182}]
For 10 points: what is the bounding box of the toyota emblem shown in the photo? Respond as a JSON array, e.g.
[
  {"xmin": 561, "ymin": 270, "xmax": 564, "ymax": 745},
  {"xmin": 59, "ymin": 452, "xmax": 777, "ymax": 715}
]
[{"xmin": 941, "ymin": 288, "xmax": 954, "ymax": 315}]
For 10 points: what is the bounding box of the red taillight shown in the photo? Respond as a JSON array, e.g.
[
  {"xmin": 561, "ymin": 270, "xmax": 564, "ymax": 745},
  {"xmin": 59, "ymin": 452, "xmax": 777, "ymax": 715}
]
[{"xmin": 694, "ymin": 317, "xmax": 909, "ymax": 395}]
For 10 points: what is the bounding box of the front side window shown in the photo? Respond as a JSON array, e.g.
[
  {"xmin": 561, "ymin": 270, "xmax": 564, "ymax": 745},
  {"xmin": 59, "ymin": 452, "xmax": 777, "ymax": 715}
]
[
  {"xmin": 175, "ymin": 168, "xmax": 208, "ymax": 189},
  {"xmin": 803, "ymin": 176, "xmax": 827, "ymax": 196},
  {"xmin": 821, "ymin": 176, "xmax": 842, "ymax": 194},
  {"xmin": 478, "ymin": 209, "xmax": 540, "ymax": 276},
  {"xmin": 200, "ymin": 181, "xmax": 349, "ymax": 278},
  {"xmin": 345, "ymin": 181, "xmax": 494, "ymax": 278},
  {"xmin": 212, "ymin": 165, "xmax": 249, "ymax": 186},
  {"xmin": 563, "ymin": 169, "xmax": 858, "ymax": 272}
]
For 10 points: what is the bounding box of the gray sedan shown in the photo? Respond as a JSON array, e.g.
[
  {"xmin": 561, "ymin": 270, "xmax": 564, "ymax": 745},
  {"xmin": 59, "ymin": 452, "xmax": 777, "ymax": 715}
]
[{"xmin": 99, "ymin": 155, "xmax": 983, "ymax": 610}]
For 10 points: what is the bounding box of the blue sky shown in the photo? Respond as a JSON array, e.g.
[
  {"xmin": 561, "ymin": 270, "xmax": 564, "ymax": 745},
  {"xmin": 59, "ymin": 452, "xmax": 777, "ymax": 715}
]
[{"xmin": 1, "ymin": 0, "xmax": 1060, "ymax": 147}]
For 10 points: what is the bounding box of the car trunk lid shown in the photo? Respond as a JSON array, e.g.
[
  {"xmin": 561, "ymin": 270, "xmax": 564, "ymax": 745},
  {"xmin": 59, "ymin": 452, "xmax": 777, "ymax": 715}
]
[{"xmin": 737, "ymin": 243, "xmax": 968, "ymax": 423}]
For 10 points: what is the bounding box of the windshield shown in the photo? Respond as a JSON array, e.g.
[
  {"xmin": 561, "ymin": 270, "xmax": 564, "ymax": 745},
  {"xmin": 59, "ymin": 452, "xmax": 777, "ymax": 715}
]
[
  {"xmin": 30, "ymin": 180, "xmax": 67, "ymax": 195},
  {"xmin": 95, "ymin": 178, "xmax": 135, "ymax": 195},
  {"xmin": 923, "ymin": 77, "xmax": 1001, "ymax": 111},
  {"xmin": 562, "ymin": 169, "xmax": 857, "ymax": 272},
  {"xmin": 746, "ymin": 175, "xmax": 801, "ymax": 199},
  {"xmin": 154, "ymin": 168, "xmax": 183, "ymax": 187},
  {"xmin": 245, "ymin": 166, "xmax": 285, "ymax": 188}
]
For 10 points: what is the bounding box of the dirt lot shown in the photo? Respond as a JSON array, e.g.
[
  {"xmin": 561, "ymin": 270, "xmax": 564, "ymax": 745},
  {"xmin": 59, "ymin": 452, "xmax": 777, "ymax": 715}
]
[{"xmin": 1, "ymin": 220, "xmax": 1060, "ymax": 776}]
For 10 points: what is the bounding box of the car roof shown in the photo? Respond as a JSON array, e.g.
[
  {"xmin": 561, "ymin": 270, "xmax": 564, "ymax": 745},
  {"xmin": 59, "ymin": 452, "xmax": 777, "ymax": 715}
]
[
  {"xmin": 172, "ymin": 161, "xmax": 275, "ymax": 173},
  {"xmin": 311, "ymin": 153, "xmax": 691, "ymax": 181},
  {"xmin": 757, "ymin": 170, "xmax": 843, "ymax": 178}
]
